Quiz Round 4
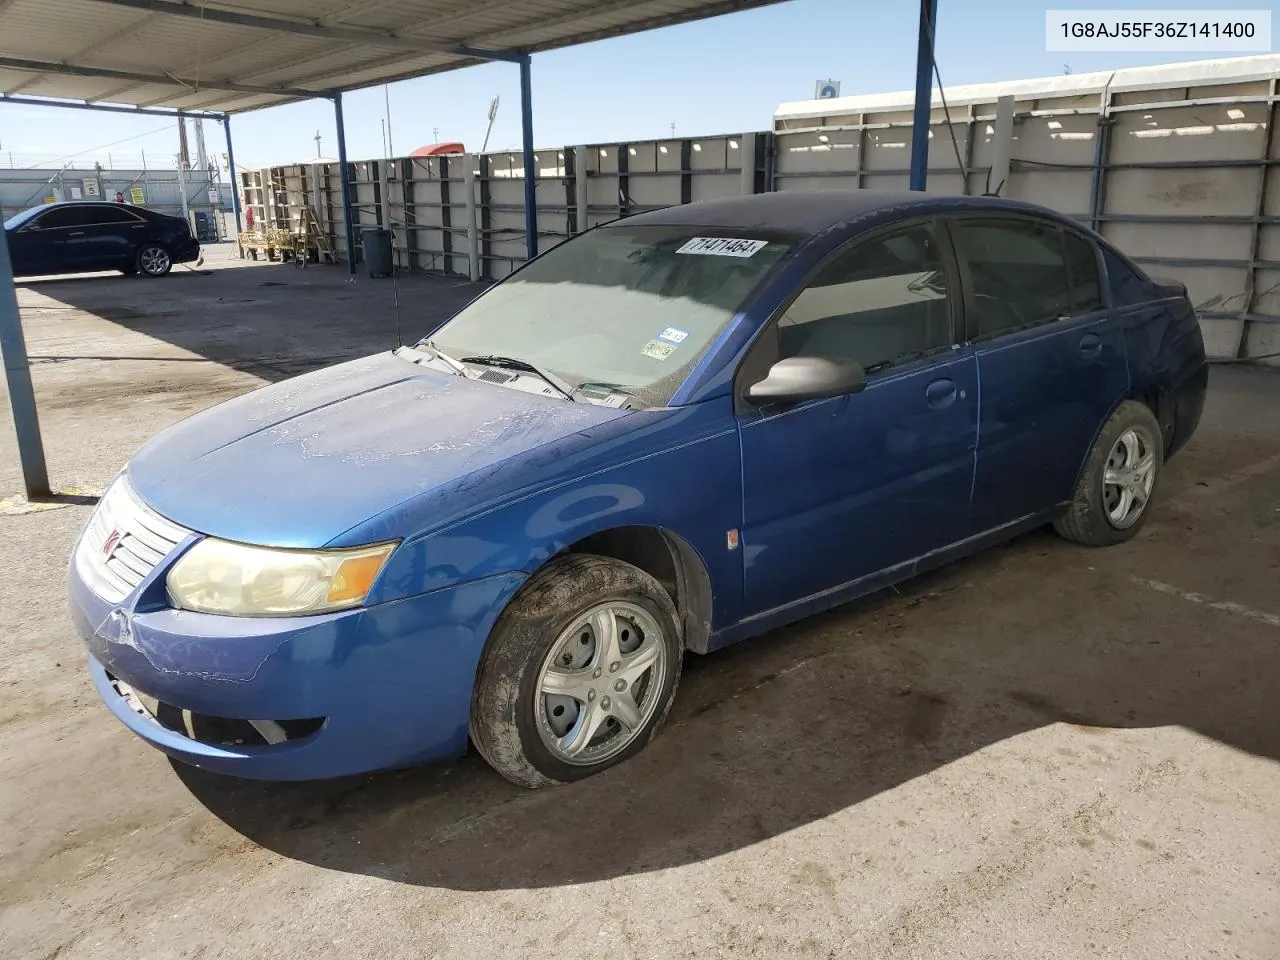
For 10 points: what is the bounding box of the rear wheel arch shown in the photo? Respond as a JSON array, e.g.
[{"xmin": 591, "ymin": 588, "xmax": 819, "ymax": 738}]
[
  {"xmin": 1068, "ymin": 384, "xmax": 1170, "ymax": 499},
  {"xmin": 1131, "ymin": 383, "xmax": 1175, "ymax": 453}
]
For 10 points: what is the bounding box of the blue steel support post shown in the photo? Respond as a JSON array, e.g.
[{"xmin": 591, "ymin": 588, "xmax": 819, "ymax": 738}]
[
  {"xmin": 519, "ymin": 54, "xmax": 537, "ymax": 259},
  {"xmin": 909, "ymin": 0, "xmax": 939, "ymax": 191},
  {"xmin": 333, "ymin": 93, "xmax": 357, "ymax": 277},
  {"xmin": 0, "ymin": 226, "xmax": 50, "ymax": 499},
  {"xmin": 222, "ymin": 114, "xmax": 242, "ymax": 234}
]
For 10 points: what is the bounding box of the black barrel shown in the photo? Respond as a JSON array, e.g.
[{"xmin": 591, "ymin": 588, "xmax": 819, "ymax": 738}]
[{"xmin": 361, "ymin": 228, "xmax": 393, "ymax": 278}]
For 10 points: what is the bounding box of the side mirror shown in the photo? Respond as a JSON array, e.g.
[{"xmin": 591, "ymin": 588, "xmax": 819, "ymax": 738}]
[{"xmin": 746, "ymin": 355, "xmax": 867, "ymax": 404}]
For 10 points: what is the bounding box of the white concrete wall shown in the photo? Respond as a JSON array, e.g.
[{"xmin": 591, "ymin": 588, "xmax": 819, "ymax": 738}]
[{"xmin": 236, "ymin": 59, "xmax": 1279, "ymax": 360}]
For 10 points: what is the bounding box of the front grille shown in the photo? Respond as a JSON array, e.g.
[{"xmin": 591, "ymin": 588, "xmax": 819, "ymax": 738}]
[{"xmin": 76, "ymin": 478, "xmax": 189, "ymax": 603}]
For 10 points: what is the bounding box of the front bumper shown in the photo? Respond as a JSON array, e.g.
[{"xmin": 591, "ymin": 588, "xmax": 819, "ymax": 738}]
[{"xmin": 70, "ymin": 562, "xmax": 525, "ymax": 780}]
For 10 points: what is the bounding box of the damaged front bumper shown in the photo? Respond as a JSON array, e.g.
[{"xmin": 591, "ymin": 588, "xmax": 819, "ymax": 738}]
[{"xmin": 69, "ymin": 559, "xmax": 525, "ymax": 780}]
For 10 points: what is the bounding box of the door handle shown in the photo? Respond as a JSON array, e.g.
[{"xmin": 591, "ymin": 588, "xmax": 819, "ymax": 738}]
[
  {"xmin": 925, "ymin": 378, "xmax": 958, "ymax": 409},
  {"xmin": 1078, "ymin": 333, "xmax": 1103, "ymax": 358},
  {"xmin": 68, "ymin": 231, "xmax": 86, "ymax": 237}
]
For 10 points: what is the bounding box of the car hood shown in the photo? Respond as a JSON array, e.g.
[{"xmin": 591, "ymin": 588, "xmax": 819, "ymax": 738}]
[{"xmin": 128, "ymin": 352, "xmax": 631, "ymax": 547}]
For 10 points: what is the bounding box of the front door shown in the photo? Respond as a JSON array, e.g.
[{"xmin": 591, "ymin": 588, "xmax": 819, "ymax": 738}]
[
  {"xmin": 948, "ymin": 215, "xmax": 1130, "ymax": 528},
  {"xmin": 737, "ymin": 221, "xmax": 978, "ymax": 616},
  {"xmin": 11, "ymin": 205, "xmax": 88, "ymax": 275}
]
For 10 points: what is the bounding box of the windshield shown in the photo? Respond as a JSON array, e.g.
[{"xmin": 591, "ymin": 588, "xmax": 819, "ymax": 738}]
[
  {"xmin": 426, "ymin": 224, "xmax": 797, "ymax": 406},
  {"xmin": 4, "ymin": 206, "xmax": 42, "ymax": 231}
]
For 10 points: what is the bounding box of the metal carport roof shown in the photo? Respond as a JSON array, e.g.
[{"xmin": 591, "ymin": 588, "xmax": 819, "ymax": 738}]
[{"xmin": 0, "ymin": 0, "xmax": 784, "ymax": 115}]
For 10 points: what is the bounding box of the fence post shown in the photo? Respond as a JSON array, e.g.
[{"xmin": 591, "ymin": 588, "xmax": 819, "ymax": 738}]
[
  {"xmin": 739, "ymin": 132, "xmax": 757, "ymax": 196},
  {"xmin": 988, "ymin": 95, "xmax": 1015, "ymax": 197},
  {"xmin": 574, "ymin": 146, "xmax": 589, "ymax": 233},
  {"xmin": 464, "ymin": 153, "xmax": 480, "ymax": 282},
  {"xmin": 378, "ymin": 157, "xmax": 391, "ymax": 232}
]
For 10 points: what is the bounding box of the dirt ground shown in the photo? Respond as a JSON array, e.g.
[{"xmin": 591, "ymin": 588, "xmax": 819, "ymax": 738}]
[{"xmin": 1, "ymin": 251, "xmax": 1278, "ymax": 960}]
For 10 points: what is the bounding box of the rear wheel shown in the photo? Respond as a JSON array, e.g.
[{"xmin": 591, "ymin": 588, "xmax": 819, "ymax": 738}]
[
  {"xmin": 136, "ymin": 244, "xmax": 172, "ymax": 277},
  {"xmin": 1054, "ymin": 400, "xmax": 1163, "ymax": 546},
  {"xmin": 470, "ymin": 554, "xmax": 682, "ymax": 788}
]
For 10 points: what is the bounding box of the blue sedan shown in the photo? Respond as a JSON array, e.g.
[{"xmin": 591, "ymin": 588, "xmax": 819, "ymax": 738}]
[
  {"xmin": 6, "ymin": 200, "xmax": 201, "ymax": 277},
  {"xmin": 68, "ymin": 191, "xmax": 1207, "ymax": 787}
]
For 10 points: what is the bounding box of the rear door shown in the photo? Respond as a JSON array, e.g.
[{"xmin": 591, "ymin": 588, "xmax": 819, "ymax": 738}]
[
  {"xmin": 74, "ymin": 204, "xmax": 147, "ymax": 269},
  {"xmin": 949, "ymin": 215, "xmax": 1129, "ymax": 529},
  {"xmin": 737, "ymin": 220, "xmax": 979, "ymax": 615}
]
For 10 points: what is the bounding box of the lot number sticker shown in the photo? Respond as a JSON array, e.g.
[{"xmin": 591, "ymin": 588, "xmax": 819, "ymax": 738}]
[
  {"xmin": 659, "ymin": 327, "xmax": 689, "ymax": 344},
  {"xmin": 676, "ymin": 237, "xmax": 768, "ymax": 258},
  {"xmin": 642, "ymin": 339, "xmax": 676, "ymax": 361}
]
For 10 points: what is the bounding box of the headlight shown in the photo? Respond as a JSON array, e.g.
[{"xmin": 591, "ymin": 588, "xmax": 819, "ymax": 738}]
[{"xmin": 166, "ymin": 538, "xmax": 397, "ymax": 617}]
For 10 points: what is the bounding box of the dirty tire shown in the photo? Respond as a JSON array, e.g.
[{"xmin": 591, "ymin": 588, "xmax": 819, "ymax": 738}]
[
  {"xmin": 470, "ymin": 554, "xmax": 683, "ymax": 789},
  {"xmin": 1054, "ymin": 399, "xmax": 1163, "ymax": 547}
]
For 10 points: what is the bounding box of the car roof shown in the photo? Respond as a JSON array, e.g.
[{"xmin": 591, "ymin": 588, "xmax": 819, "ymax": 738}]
[
  {"xmin": 27, "ymin": 200, "xmax": 155, "ymax": 215},
  {"xmin": 615, "ymin": 190, "xmax": 1073, "ymax": 236}
]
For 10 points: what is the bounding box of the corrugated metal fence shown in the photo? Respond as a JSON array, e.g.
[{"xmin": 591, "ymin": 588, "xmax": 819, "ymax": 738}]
[{"xmin": 0, "ymin": 166, "xmax": 231, "ymax": 224}]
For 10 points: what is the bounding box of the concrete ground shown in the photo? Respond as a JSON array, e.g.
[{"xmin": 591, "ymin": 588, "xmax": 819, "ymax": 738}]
[{"xmin": 1, "ymin": 252, "xmax": 1278, "ymax": 960}]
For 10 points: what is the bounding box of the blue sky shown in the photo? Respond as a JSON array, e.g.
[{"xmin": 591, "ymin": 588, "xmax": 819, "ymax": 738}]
[{"xmin": 0, "ymin": 0, "xmax": 1267, "ymax": 170}]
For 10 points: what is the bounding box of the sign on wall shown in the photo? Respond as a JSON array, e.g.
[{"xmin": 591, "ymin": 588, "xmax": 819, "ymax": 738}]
[
  {"xmin": 129, "ymin": 186, "xmax": 146, "ymax": 205},
  {"xmin": 82, "ymin": 178, "xmax": 100, "ymax": 197},
  {"xmin": 207, "ymin": 185, "xmax": 220, "ymax": 204}
]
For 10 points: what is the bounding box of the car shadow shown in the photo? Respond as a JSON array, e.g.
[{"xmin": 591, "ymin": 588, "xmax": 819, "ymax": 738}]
[
  {"xmin": 175, "ymin": 515, "xmax": 1280, "ymax": 891},
  {"xmin": 18, "ymin": 260, "xmax": 485, "ymax": 383}
]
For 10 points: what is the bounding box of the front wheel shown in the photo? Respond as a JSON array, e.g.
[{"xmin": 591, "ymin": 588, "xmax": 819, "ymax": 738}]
[
  {"xmin": 136, "ymin": 244, "xmax": 172, "ymax": 277},
  {"xmin": 470, "ymin": 554, "xmax": 683, "ymax": 788},
  {"xmin": 1054, "ymin": 400, "xmax": 1163, "ymax": 546}
]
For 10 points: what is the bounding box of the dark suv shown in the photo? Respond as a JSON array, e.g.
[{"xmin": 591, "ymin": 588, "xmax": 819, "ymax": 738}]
[{"xmin": 4, "ymin": 201, "xmax": 202, "ymax": 278}]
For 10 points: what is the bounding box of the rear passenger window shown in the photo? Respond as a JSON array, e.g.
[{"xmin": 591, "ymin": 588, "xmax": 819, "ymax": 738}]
[
  {"xmin": 953, "ymin": 218, "xmax": 1073, "ymax": 339},
  {"xmin": 78, "ymin": 205, "xmax": 142, "ymax": 225},
  {"xmin": 776, "ymin": 224, "xmax": 951, "ymax": 374},
  {"xmin": 1101, "ymin": 246, "xmax": 1156, "ymax": 306},
  {"xmin": 1063, "ymin": 231, "xmax": 1104, "ymax": 314}
]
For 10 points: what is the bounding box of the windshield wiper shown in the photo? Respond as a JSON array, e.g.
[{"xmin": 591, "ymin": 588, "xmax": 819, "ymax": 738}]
[
  {"xmin": 460, "ymin": 355, "xmax": 576, "ymax": 402},
  {"xmin": 418, "ymin": 340, "xmax": 470, "ymax": 377},
  {"xmin": 573, "ymin": 381, "xmax": 641, "ymax": 408}
]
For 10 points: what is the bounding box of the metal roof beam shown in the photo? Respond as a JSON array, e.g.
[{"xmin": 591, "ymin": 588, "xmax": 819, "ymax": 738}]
[
  {"xmin": 0, "ymin": 57, "xmax": 321, "ymax": 99},
  {"xmin": 78, "ymin": 0, "xmax": 525, "ymax": 63},
  {"xmin": 0, "ymin": 93, "xmax": 224, "ymax": 120},
  {"xmin": 1, "ymin": 10, "xmax": 158, "ymax": 98},
  {"xmin": 477, "ymin": 0, "xmax": 648, "ymax": 44}
]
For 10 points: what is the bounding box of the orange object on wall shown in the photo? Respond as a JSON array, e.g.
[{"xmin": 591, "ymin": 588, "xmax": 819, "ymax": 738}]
[{"xmin": 410, "ymin": 143, "xmax": 466, "ymax": 157}]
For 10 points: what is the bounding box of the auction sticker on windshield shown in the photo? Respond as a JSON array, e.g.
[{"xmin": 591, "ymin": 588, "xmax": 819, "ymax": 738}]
[
  {"xmin": 676, "ymin": 237, "xmax": 769, "ymax": 257},
  {"xmin": 643, "ymin": 339, "xmax": 676, "ymax": 361}
]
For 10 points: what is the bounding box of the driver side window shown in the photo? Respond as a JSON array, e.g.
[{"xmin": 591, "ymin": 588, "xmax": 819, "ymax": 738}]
[
  {"xmin": 33, "ymin": 207, "xmax": 89, "ymax": 229},
  {"xmin": 776, "ymin": 224, "xmax": 952, "ymax": 374}
]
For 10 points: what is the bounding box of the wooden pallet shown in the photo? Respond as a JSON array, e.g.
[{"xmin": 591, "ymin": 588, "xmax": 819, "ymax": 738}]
[{"xmin": 237, "ymin": 227, "xmax": 295, "ymax": 261}]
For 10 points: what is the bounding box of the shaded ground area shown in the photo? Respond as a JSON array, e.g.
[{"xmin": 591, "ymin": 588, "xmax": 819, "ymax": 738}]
[{"xmin": 1, "ymin": 256, "xmax": 1278, "ymax": 958}]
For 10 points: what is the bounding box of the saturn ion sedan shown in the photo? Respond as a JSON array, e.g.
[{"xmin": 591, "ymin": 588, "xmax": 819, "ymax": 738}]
[{"xmin": 68, "ymin": 191, "xmax": 1207, "ymax": 787}]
